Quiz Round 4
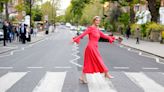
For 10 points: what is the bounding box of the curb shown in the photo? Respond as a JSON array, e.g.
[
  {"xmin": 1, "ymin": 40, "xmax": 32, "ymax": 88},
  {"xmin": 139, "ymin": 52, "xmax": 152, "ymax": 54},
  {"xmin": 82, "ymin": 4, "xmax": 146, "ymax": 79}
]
[
  {"xmin": 0, "ymin": 48, "xmax": 17, "ymax": 54},
  {"xmin": 29, "ymin": 37, "xmax": 45, "ymax": 44},
  {"xmin": 0, "ymin": 36, "xmax": 46, "ymax": 54},
  {"xmin": 121, "ymin": 43, "xmax": 164, "ymax": 59}
]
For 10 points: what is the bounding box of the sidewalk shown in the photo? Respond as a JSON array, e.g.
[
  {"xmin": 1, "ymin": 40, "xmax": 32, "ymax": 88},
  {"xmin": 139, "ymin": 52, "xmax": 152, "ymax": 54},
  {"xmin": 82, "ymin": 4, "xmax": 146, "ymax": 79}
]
[
  {"xmin": 0, "ymin": 31, "xmax": 46, "ymax": 54},
  {"xmin": 121, "ymin": 37, "xmax": 164, "ymax": 58}
]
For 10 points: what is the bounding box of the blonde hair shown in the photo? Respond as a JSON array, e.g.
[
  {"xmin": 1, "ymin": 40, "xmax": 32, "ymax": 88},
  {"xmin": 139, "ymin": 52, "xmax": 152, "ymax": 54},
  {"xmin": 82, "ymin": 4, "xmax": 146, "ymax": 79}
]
[{"xmin": 92, "ymin": 16, "xmax": 101, "ymax": 23}]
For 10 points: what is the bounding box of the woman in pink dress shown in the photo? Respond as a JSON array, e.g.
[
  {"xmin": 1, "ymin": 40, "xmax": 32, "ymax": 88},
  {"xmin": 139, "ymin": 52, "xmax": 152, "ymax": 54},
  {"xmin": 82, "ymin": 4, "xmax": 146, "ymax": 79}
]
[{"xmin": 72, "ymin": 16, "xmax": 119, "ymax": 83}]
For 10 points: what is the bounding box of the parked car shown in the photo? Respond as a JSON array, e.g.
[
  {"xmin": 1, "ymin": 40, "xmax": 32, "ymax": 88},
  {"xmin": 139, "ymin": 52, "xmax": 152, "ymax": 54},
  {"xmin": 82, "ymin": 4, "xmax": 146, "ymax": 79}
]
[
  {"xmin": 0, "ymin": 21, "xmax": 3, "ymax": 41},
  {"xmin": 99, "ymin": 28, "xmax": 114, "ymax": 42},
  {"xmin": 66, "ymin": 23, "xmax": 72, "ymax": 28},
  {"xmin": 70, "ymin": 26, "xmax": 77, "ymax": 31}
]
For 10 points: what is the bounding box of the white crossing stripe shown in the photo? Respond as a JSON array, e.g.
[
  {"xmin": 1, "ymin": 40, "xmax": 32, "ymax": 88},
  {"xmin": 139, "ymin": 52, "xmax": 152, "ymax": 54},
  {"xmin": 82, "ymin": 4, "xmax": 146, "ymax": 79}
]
[
  {"xmin": 33, "ymin": 72, "xmax": 66, "ymax": 92},
  {"xmin": 86, "ymin": 73, "xmax": 117, "ymax": 92},
  {"xmin": 125, "ymin": 72, "xmax": 164, "ymax": 92},
  {"xmin": 0, "ymin": 72, "xmax": 27, "ymax": 92},
  {"xmin": 113, "ymin": 67, "xmax": 129, "ymax": 69},
  {"xmin": 0, "ymin": 67, "xmax": 13, "ymax": 69},
  {"xmin": 27, "ymin": 67, "xmax": 43, "ymax": 69},
  {"xmin": 142, "ymin": 67, "xmax": 159, "ymax": 70}
]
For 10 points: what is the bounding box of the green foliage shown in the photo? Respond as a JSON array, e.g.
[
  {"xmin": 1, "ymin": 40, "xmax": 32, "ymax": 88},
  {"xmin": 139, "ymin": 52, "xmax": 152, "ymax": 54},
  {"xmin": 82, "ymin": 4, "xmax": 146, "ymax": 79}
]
[
  {"xmin": 145, "ymin": 22, "xmax": 161, "ymax": 36},
  {"xmin": 65, "ymin": 4, "xmax": 73, "ymax": 23},
  {"xmin": 32, "ymin": 6, "xmax": 42, "ymax": 21},
  {"xmin": 146, "ymin": 22, "xmax": 161, "ymax": 31},
  {"xmin": 130, "ymin": 23, "xmax": 140, "ymax": 35},
  {"xmin": 41, "ymin": 1, "xmax": 57, "ymax": 22},
  {"xmin": 80, "ymin": 0, "xmax": 103, "ymax": 25},
  {"xmin": 160, "ymin": 25, "xmax": 164, "ymax": 38},
  {"xmin": 118, "ymin": 13, "xmax": 130, "ymax": 26},
  {"xmin": 140, "ymin": 24, "xmax": 147, "ymax": 37},
  {"xmin": 15, "ymin": 3, "xmax": 24, "ymax": 12}
]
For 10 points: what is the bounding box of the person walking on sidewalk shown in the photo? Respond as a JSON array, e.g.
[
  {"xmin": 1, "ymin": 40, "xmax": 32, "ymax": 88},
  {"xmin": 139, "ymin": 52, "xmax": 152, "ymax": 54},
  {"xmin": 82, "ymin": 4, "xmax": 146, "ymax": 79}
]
[
  {"xmin": 20, "ymin": 24, "xmax": 27, "ymax": 44},
  {"xmin": 126, "ymin": 25, "xmax": 131, "ymax": 39},
  {"xmin": 136, "ymin": 27, "xmax": 140, "ymax": 44},
  {"xmin": 72, "ymin": 16, "xmax": 121, "ymax": 84},
  {"xmin": 2, "ymin": 20, "xmax": 8, "ymax": 46}
]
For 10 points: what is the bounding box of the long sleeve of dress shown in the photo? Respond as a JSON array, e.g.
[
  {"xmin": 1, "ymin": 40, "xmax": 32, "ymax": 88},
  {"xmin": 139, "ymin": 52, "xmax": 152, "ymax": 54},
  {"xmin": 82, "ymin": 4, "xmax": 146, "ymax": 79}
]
[
  {"xmin": 73, "ymin": 27, "xmax": 91, "ymax": 44},
  {"xmin": 99, "ymin": 31, "xmax": 115, "ymax": 44}
]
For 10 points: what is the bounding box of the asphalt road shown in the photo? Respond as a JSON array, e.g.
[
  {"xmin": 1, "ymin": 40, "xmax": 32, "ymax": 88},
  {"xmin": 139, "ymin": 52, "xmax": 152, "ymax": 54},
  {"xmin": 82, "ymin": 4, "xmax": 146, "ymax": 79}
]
[{"xmin": 0, "ymin": 25, "xmax": 164, "ymax": 92}]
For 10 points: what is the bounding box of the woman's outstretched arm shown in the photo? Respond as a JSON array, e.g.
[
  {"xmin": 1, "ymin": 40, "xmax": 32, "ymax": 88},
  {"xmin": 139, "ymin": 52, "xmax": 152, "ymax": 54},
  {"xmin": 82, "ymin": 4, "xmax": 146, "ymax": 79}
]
[
  {"xmin": 99, "ymin": 31, "xmax": 115, "ymax": 44},
  {"xmin": 73, "ymin": 27, "xmax": 91, "ymax": 44}
]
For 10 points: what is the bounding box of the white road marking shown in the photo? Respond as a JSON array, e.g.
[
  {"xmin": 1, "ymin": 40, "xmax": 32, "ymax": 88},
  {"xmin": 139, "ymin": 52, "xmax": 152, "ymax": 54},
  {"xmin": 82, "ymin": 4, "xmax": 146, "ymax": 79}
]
[
  {"xmin": 142, "ymin": 67, "xmax": 159, "ymax": 70},
  {"xmin": 86, "ymin": 73, "xmax": 117, "ymax": 92},
  {"xmin": 162, "ymin": 72, "xmax": 164, "ymax": 75},
  {"xmin": 125, "ymin": 72, "xmax": 164, "ymax": 92},
  {"xmin": 33, "ymin": 72, "xmax": 66, "ymax": 92},
  {"xmin": 55, "ymin": 66, "xmax": 72, "ymax": 69},
  {"xmin": 70, "ymin": 60, "xmax": 82, "ymax": 67},
  {"xmin": 155, "ymin": 58, "xmax": 160, "ymax": 62},
  {"xmin": 154, "ymin": 58, "xmax": 164, "ymax": 64},
  {"xmin": 0, "ymin": 67, "xmax": 13, "ymax": 69},
  {"xmin": 22, "ymin": 48, "xmax": 25, "ymax": 50},
  {"xmin": 119, "ymin": 45, "xmax": 123, "ymax": 48},
  {"xmin": 128, "ymin": 48, "xmax": 131, "ymax": 51},
  {"xmin": 70, "ymin": 44, "xmax": 82, "ymax": 67},
  {"xmin": 10, "ymin": 51, "xmax": 13, "ymax": 55},
  {"xmin": 27, "ymin": 67, "xmax": 43, "ymax": 69},
  {"xmin": 113, "ymin": 67, "xmax": 129, "ymax": 69},
  {"xmin": 139, "ymin": 52, "xmax": 142, "ymax": 55},
  {"xmin": 0, "ymin": 54, "xmax": 12, "ymax": 58},
  {"xmin": 0, "ymin": 72, "xmax": 27, "ymax": 92}
]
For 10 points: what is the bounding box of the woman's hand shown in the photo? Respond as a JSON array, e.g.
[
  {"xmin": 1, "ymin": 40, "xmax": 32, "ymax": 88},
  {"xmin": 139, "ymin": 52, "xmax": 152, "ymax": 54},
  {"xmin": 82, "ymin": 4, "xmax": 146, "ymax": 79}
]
[
  {"xmin": 69, "ymin": 38, "xmax": 74, "ymax": 44},
  {"xmin": 116, "ymin": 37, "xmax": 123, "ymax": 44}
]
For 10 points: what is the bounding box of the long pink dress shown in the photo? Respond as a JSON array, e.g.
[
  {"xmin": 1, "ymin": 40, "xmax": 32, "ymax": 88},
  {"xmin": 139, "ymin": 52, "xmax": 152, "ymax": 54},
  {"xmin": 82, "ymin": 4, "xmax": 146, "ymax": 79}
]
[{"xmin": 73, "ymin": 26, "xmax": 115, "ymax": 73}]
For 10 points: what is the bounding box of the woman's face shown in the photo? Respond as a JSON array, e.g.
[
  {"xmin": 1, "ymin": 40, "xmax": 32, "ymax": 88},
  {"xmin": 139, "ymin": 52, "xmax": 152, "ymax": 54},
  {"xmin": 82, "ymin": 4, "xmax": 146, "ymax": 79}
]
[{"xmin": 94, "ymin": 18, "xmax": 101, "ymax": 26}]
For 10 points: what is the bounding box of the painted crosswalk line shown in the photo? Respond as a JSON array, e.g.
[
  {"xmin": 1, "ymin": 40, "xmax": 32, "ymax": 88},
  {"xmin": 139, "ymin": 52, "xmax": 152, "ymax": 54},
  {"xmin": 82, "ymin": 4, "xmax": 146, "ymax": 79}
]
[
  {"xmin": 125, "ymin": 72, "xmax": 164, "ymax": 92},
  {"xmin": 33, "ymin": 72, "xmax": 66, "ymax": 92},
  {"xmin": 86, "ymin": 73, "xmax": 117, "ymax": 92},
  {"xmin": 0, "ymin": 72, "xmax": 27, "ymax": 92}
]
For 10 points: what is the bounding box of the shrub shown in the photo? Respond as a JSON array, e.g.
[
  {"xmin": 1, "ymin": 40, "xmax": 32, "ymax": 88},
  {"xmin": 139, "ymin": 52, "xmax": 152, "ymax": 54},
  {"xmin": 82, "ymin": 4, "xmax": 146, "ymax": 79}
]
[
  {"xmin": 146, "ymin": 22, "xmax": 161, "ymax": 36},
  {"xmin": 160, "ymin": 25, "xmax": 164, "ymax": 38},
  {"xmin": 130, "ymin": 23, "xmax": 140, "ymax": 35}
]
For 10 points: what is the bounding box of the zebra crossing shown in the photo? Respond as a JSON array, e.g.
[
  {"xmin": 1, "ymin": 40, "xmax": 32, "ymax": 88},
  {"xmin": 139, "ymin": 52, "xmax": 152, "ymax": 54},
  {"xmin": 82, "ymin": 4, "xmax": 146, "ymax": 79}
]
[{"xmin": 0, "ymin": 71, "xmax": 164, "ymax": 92}]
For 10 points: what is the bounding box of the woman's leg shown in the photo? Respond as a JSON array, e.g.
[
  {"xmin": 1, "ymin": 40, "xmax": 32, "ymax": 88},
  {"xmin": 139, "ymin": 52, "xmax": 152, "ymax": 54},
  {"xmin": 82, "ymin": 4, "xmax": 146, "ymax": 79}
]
[
  {"xmin": 104, "ymin": 72, "xmax": 114, "ymax": 79},
  {"xmin": 79, "ymin": 72, "xmax": 87, "ymax": 83}
]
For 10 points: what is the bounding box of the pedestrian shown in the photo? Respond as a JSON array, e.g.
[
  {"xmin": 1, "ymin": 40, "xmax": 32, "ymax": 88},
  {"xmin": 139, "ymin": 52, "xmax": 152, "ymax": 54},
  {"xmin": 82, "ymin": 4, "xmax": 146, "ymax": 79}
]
[
  {"xmin": 72, "ymin": 16, "xmax": 122, "ymax": 84},
  {"xmin": 136, "ymin": 27, "xmax": 140, "ymax": 44},
  {"xmin": 20, "ymin": 24, "xmax": 27, "ymax": 44},
  {"xmin": 126, "ymin": 25, "xmax": 131, "ymax": 39},
  {"xmin": 44, "ymin": 21, "xmax": 49, "ymax": 34},
  {"xmin": 2, "ymin": 20, "xmax": 8, "ymax": 46}
]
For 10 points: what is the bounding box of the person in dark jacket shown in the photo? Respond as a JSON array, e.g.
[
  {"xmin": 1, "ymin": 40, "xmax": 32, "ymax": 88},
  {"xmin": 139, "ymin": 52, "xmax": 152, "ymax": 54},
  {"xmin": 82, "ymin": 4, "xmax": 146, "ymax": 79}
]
[
  {"xmin": 20, "ymin": 24, "xmax": 27, "ymax": 44},
  {"xmin": 2, "ymin": 20, "xmax": 8, "ymax": 46},
  {"xmin": 126, "ymin": 25, "xmax": 131, "ymax": 39}
]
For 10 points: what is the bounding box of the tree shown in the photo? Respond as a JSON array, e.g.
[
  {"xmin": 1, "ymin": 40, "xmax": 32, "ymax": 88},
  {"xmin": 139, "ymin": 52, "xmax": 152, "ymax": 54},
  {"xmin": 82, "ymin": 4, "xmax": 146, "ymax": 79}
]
[
  {"xmin": 41, "ymin": 1, "xmax": 59, "ymax": 23},
  {"xmin": 147, "ymin": 0, "xmax": 160, "ymax": 22},
  {"xmin": 32, "ymin": 5, "xmax": 42, "ymax": 21},
  {"xmin": 70, "ymin": 0, "xmax": 90, "ymax": 25},
  {"xmin": 0, "ymin": 0, "xmax": 11, "ymax": 20}
]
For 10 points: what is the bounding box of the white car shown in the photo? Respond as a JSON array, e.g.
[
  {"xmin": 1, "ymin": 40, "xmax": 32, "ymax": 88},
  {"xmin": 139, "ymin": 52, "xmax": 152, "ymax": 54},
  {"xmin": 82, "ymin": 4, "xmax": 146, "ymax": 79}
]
[
  {"xmin": 70, "ymin": 26, "xmax": 77, "ymax": 31},
  {"xmin": 0, "ymin": 22, "xmax": 3, "ymax": 41},
  {"xmin": 66, "ymin": 23, "xmax": 72, "ymax": 28}
]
